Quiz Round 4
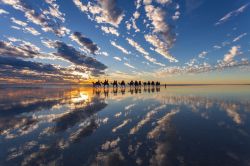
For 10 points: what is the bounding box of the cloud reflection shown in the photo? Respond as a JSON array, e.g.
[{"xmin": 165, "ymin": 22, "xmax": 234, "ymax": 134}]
[{"xmin": 0, "ymin": 86, "xmax": 250, "ymax": 165}]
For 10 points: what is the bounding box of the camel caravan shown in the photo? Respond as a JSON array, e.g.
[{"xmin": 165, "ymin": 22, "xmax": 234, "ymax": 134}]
[{"xmin": 92, "ymin": 80, "xmax": 161, "ymax": 88}]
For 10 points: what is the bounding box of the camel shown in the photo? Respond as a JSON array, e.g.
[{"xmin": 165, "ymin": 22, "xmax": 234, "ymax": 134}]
[
  {"xmin": 102, "ymin": 79, "xmax": 109, "ymax": 88},
  {"xmin": 138, "ymin": 81, "xmax": 142, "ymax": 87},
  {"xmin": 119, "ymin": 80, "xmax": 126, "ymax": 88},
  {"xmin": 92, "ymin": 80, "xmax": 102, "ymax": 88},
  {"xmin": 134, "ymin": 81, "xmax": 139, "ymax": 87},
  {"xmin": 111, "ymin": 80, "xmax": 118, "ymax": 88},
  {"xmin": 128, "ymin": 80, "xmax": 134, "ymax": 87}
]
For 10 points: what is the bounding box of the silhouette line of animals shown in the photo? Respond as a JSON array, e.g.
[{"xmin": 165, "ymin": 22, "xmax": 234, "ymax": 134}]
[{"xmin": 92, "ymin": 80, "xmax": 162, "ymax": 88}]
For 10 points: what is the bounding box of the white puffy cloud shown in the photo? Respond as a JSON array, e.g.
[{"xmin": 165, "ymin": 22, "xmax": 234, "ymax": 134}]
[
  {"xmin": 172, "ymin": 11, "xmax": 180, "ymax": 20},
  {"xmin": 223, "ymin": 46, "xmax": 240, "ymax": 63},
  {"xmin": 101, "ymin": 26, "xmax": 119, "ymax": 36},
  {"xmin": 126, "ymin": 37, "xmax": 166, "ymax": 66},
  {"xmin": 156, "ymin": 0, "xmax": 172, "ymax": 5},
  {"xmin": 144, "ymin": 4, "xmax": 177, "ymax": 62},
  {"xmin": 0, "ymin": 8, "xmax": 9, "ymax": 15},
  {"xmin": 198, "ymin": 51, "xmax": 208, "ymax": 58},
  {"xmin": 111, "ymin": 41, "xmax": 130, "ymax": 54},
  {"xmin": 2, "ymin": 0, "xmax": 68, "ymax": 36},
  {"xmin": 11, "ymin": 17, "xmax": 27, "ymax": 27},
  {"xmin": 144, "ymin": 34, "xmax": 177, "ymax": 62},
  {"xmin": 113, "ymin": 56, "xmax": 122, "ymax": 61},
  {"xmin": 126, "ymin": 38, "xmax": 149, "ymax": 56},
  {"xmin": 24, "ymin": 27, "xmax": 41, "ymax": 36},
  {"xmin": 43, "ymin": 0, "xmax": 65, "ymax": 22},
  {"xmin": 213, "ymin": 45, "xmax": 222, "ymax": 49}
]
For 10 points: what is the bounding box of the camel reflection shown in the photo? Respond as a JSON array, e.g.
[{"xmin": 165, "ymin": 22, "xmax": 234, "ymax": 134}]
[{"xmin": 92, "ymin": 86, "xmax": 161, "ymax": 97}]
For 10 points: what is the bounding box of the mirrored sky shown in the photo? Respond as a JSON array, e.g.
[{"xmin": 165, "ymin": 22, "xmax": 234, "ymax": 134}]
[{"xmin": 0, "ymin": 0, "xmax": 249, "ymax": 84}]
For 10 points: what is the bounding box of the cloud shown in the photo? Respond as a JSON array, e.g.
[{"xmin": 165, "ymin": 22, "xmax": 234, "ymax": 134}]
[
  {"xmin": 11, "ymin": 17, "xmax": 27, "ymax": 26},
  {"xmin": 24, "ymin": 27, "xmax": 41, "ymax": 36},
  {"xmin": 213, "ymin": 45, "xmax": 222, "ymax": 49},
  {"xmin": 0, "ymin": 8, "xmax": 9, "ymax": 15},
  {"xmin": 0, "ymin": 56, "xmax": 79, "ymax": 82},
  {"xmin": 1, "ymin": 39, "xmax": 107, "ymax": 81},
  {"xmin": 113, "ymin": 56, "xmax": 122, "ymax": 61},
  {"xmin": 198, "ymin": 51, "xmax": 208, "ymax": 58},
  {"xmin": 155, "ymin": 58, "xmax": 249, "ymax": 77},
  {"xmin": 143, "ymin": 4, "xmax": 177, "ymax": 62},
  {"xmin": 111, "ymin": 41, "xmax": 130, "ymax": 54},
  {"xmin": 233, "ymin": 33, "xmax": 247, "ymax": 42},
  {"xmin": 126, "ymin": 38, "xmax": 149, "ymax": 56},
  {"xmin": 100, "ymin": 51, "xmax": 109, "ymax": 56},
  {"xmin": 11, "ymin": 26, "xmax": 21, "ymax": 30},
  {"xmin": 156, "ymin": 0, "xmax": 172, "ymax": 5},
  {"xmin": 0, "ymin": 56, "xmax": 61, "ymax": 74},
  {"xmin": 144, "ymin": 34, "xmax": 177, "ymax": 62},
  {"xmin": 101, "ymin": 26, "xmax": 119, "ymax": 36},
  {"xmin": 0, "ymin": 41, "xmax": 38, "ymax": 58},
  {"xmin": 101, "ymin": 137, "xmax": 120, "ymax": 150},
  {"xmin": 54, "ymin": 41, "xmax": 107, "ymax": 70},
  {"xmin": 130, "ymin": 105, "xmax": 167, "ymax": 135},
  {"xmin": 2, "ymin": 0, "xmax": 69, "ymax": 36},
  {"xmin": 127, "ymin": 10, "xmax": 140, "ymax": 32},
  {"xmin": 73, "ymin": 0, "xmax": 124, "ymax": 27},
  {"xmin": 124, "ymin": 62, "xmax": 136, "ymax": 69},
  {"xmin": 144, "ymin": 55, "xmax": 165, "ymax": 67},
  {"xmin": 172, "ymin": 11, "xmax": 180, "ymax": 20},
  {"xmin": 215, "ymin": 3, "xmax": 249, "ymax": 26},
  {"xmin": 43, "ymin": 0, "xmax": 65, "ymax": 22},
  {"xmin": 96, "ymin": 0, "xmax": 124, "ymax": 27},
  {"xmin": 126, "ymin": 38, "xmax": 166, "ymax": 66},
  {"xmin": 112, "ymin": 120, "xmax": 130, "ymax": 132},
  {"xmin": 223, "ymin": 46, "xmax": 240, "ymax": 63},
  {"xmin": 148, "ymin": 109, "xmax": 179, "ymax": 139},
  {"xmin": 72, "ymin": 0, "xmax": 88, "ymax": 13},
  {"xmin": 70, "ymin": 32, "xmax": 99, "ymax": 54},
  {"xmin": 10, "ymin": 17, "xmax": 41, "ymax": 36},
  {"xmin": 41, "ymin": 39, "xmax": 55, "ymax": 49}
]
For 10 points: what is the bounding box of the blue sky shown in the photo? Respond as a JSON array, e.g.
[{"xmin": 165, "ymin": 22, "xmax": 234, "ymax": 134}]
[{"xmin": 0, "ymin": 0, "xmax": 249, "ymax": 83}]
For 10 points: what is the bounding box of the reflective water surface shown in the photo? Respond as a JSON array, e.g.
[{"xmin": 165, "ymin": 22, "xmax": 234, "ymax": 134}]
[{"xmin": 1, "ymin": 85, "xmax": 250, "ymax": 166}]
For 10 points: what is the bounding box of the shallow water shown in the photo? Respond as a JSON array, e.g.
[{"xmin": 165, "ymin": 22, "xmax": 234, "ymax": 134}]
[{"xmin": 0, "ymin": 85, "xmax": 250, "ymax": 166}]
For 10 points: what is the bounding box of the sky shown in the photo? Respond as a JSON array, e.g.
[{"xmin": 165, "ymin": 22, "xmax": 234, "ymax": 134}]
[{"xmin": 0, "ymin": 0, "xmax": 250, "ymax": 84}]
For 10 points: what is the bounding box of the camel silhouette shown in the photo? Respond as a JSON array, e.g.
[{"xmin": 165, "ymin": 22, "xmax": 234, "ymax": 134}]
[
  {"xmin": 92, "ymin": 80, "xmax": 163, "ymax": 89},
  {"xmin": 138, "ymin": 81, "xmax": 142, "ymax": 87},
  {"xmin": 128, "ymin": 80, "xmax": 134, "ymax": 87},
  {"xmin": 92, "ymin": 80, "xmax": 102, "ymax": 88},
  {"xmin": 119, "ymin": 80, "xmax": 126, "ymax": 88},
  {"xmin": 102, "ymin": 80, "xmax": 109, "ymax": 88},
  {"xmin": 155, "ymin": 81, "xmax": 161, "ymax": 86},
  {"xmin": 111, "ymin": 80, "xmax": 118, "ymax": 88}
]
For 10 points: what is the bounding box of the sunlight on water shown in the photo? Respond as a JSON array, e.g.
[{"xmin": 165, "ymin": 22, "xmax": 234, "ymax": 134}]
[{"xmin": 0, "ymin": 85, "xmax": 250, "ymax": 166}]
